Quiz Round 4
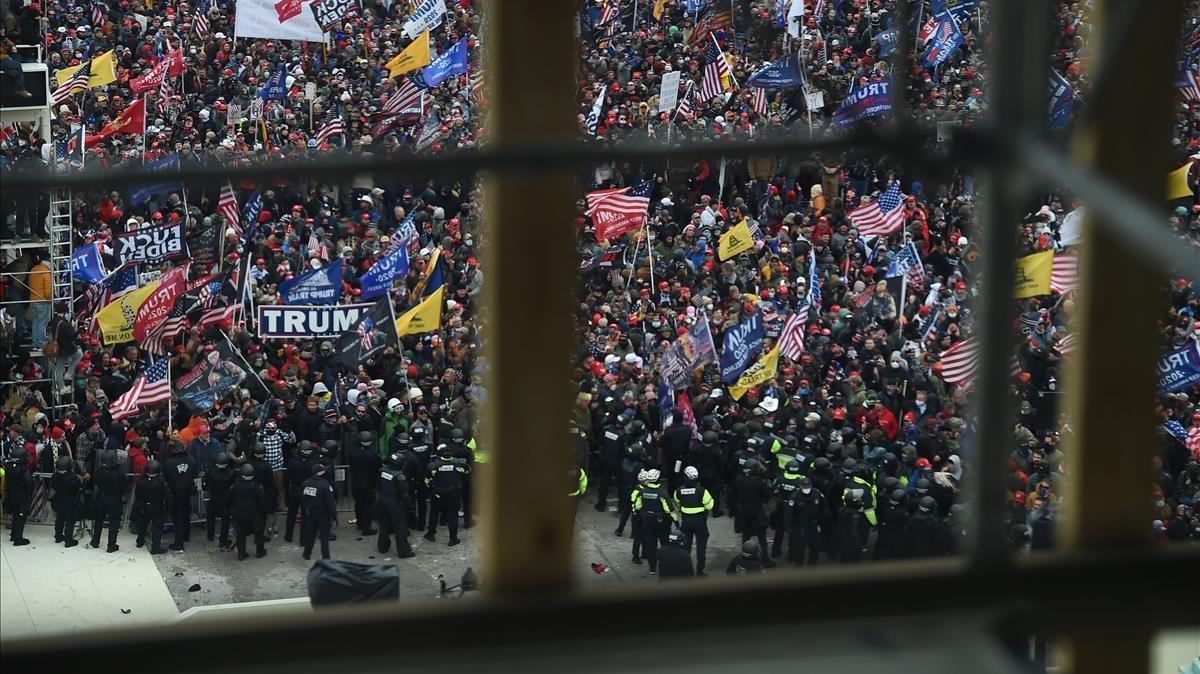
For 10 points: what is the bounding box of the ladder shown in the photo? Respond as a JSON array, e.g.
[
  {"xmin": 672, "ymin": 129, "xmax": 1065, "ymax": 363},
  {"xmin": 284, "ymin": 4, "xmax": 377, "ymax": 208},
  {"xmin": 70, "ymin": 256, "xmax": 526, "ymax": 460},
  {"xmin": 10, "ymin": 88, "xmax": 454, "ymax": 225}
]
[{"xmin": 45, "ymin": 188, "xmax": 75, "ymax": 418}]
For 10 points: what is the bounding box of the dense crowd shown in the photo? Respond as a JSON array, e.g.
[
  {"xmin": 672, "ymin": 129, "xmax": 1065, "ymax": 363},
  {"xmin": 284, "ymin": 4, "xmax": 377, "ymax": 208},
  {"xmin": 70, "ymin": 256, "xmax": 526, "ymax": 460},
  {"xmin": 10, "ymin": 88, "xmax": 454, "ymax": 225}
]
[{"xmin": 0, "ymin": 0, "xmax": 1198, "ymax": 573}]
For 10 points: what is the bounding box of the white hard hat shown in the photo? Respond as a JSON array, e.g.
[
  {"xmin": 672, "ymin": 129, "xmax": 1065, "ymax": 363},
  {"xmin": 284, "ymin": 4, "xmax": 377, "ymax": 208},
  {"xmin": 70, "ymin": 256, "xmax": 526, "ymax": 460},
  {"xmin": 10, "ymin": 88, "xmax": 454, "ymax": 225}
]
[
  {"xmin": 645, "ymin": 469, "xmax": 661, "ymax": 482},
  {"xmin": 409, "ymin": 387, "xmax": 424, "ymax": 399},
  {"xmin": 684, "ymin": 466, "xmax": 699, "ymax": 480},
  {"xmin": 637, "ymin": 470, "xmax": 649, "ymax": 482},
  {"xmin": 388, "ymin": 398, "xmax": 402, "ymax": 411}
]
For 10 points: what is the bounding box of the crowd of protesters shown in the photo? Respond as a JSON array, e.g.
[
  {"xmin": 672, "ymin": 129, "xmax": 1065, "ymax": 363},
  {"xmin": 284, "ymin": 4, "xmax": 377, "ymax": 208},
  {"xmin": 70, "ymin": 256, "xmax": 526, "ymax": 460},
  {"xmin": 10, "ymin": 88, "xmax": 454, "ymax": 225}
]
[{"xmin": 0, "ymin": 0, "xmax": 1197, "ymax": 572}]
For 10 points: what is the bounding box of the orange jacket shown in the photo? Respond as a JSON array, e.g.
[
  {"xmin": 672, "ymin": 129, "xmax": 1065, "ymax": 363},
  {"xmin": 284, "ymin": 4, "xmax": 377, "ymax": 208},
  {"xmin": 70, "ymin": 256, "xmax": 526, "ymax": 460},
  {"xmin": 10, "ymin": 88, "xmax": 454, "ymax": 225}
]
[{"xmin": 28, "ymin": 262, "xmax": 52, "ymax": 301}]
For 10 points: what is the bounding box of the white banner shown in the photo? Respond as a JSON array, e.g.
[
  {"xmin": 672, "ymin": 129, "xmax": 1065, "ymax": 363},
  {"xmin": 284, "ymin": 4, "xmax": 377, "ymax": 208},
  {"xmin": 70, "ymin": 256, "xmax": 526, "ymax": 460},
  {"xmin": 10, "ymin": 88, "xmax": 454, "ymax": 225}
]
[
  {"xmin": 234, "ymin": 0, "xmax": 326, "ymax": 43},
  {"xmin": 403, "ymin": 0, "xmax": 448, "ymax": 39},
  {"xmin": 659, "ymin": 71, "xmax": 681, "ymax": 113},
  {"xmin": 257, "ymin": 304, "xmax": 373, "ymax": 338}
]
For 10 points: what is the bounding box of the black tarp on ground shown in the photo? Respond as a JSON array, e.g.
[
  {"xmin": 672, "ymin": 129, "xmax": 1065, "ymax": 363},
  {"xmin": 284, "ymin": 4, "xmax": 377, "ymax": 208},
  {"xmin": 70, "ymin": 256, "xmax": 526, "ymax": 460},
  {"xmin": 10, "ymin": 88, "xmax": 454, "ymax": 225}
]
[{"xmin": 306, "ymin": 560, "xmax": 400, "ymax": 607}]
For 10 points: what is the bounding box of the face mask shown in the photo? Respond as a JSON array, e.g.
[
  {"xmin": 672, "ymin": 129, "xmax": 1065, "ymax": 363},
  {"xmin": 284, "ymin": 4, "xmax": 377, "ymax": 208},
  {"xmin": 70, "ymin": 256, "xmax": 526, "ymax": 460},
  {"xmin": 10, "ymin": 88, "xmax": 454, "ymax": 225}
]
[
  {"xmin": 1155, "ymin": 500, "xmax": 1165, "ymax": 508},
  {"xmin": 801, "ymin": 487, "xmax": 812, "ymax": 494}
]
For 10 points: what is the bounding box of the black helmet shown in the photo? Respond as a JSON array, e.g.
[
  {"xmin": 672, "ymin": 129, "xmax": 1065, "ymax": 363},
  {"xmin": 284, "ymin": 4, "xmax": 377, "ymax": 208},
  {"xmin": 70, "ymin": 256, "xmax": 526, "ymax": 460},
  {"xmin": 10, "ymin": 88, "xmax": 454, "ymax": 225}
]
[
  {"xmin": 667, "ymin": 530, "xmax": 684, "ymax": 545},
  {"xmin": 438, "ymin": 443, "xmax": 453, "ymax": 456},
  {"xmin": 9, "ymin": 446, "xmax": 28, "ymax": 463},
  {"xmin": 915, "ymin": 478, "xmax": 931, "ymax": 494},
  {"xmin": 881, "ymin": 476, "xmax": 900, "ymax": 491},
  {"xmin": 253, "ymin": 442, "xmax": 267, "ymax": 457},
  {"xmin": 396, "ymin": 433, "xmax": 410, "ymax": 445},
  {"xmin": 312, "ymin": 463, "xmax": 327, "ymax": 476},
  {"xmin": 731, "ymin": 422, "xmax": 747, "ymax": 436},
  {"xmin": 630, "ymin": 420, "xmax": 645, "ymax": 433},
  {"xmin": 813, "ymin": 457, "xmax": 832, "ymax": 471},
  {"xmin": 297, "ymin": 443, "xmax": 315, "ymax": 459},
  {"xmin": 918, "ymin": 495, "xmax": 936, "ymax": 512},
  {"xmin": 55, "ymin": 456, "xmax": 73, "ymax": 472},
  {"xmin": 882, "ymin": 452, "xmax": 898, "ymax": 466},
  {"xmin": 322, "ymin": 439, "xmax": 339, "ymax": 451},
  {"xmin": 701, "ymin": 431, "xmax": 718, "ymax": 446},
  {"xmin": 387, "ymin": 452, "xmax": 403, "ymax": 467},
  {"xmin": 741, "ymin": 539, "xmax": 759, "ymax": 557},
  {"xmin": 842, "ymin": 457, "xmax": 857, "ymax": 472},
  {"xmin": 298, "ymin": 440, "xmax": 313, "ymax": 453},
  {"xmin": 746, "ymin": 436, "xmax": 762, "ymax": 449},
  {"xmin": 889, "ymin": 489, "xmax": 907, "ymax": 505},
  {"xmin": 949, "ymin": 503, "xmax": 966, "ymax": 518},
  {"xmin": 240, "ymin": 464, "xmax": 256, "ymax": 480},
  {"xmin": 786, "ymin": 460, "xmax": 802, "ymax": 474},
  {"xmin": 450, "ymin": 428, "xmax": 464, "ymax": 441},
  {"xmin": 147, "ymin": 460, "xmax": 162, "ymax": 476},
  {"xmin": 215, "ymin": 452, "xmax": 230, "ymax": 467},
  {"xmin": 782, "ymin": 435, "xmax": 798, "ymax": 449},
  {"xmin": 798, "ymin": 476, "xmax": 813, "ymax": 488},
  {"xmin": 358, "ymin": 431, "xmax": 376, "ymax": 444},
  {"xmin": 101, "ymin": 449, "xmax": 119, "ymax": 469}
]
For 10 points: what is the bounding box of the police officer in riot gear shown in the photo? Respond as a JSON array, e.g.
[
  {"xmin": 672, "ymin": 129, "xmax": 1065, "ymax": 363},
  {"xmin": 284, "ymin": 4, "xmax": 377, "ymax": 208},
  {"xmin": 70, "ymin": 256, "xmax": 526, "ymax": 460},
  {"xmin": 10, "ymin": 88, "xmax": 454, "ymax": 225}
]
[
  {"xmin": 630, "ymin": 468, "xmax": 676, "ymax": 575},
  {"xmin": 164, "ymin": 441, "xmax": 198, "ymax": 551},
  {"xmin": 4, "ymin": 448, "xmax": 34, "ymax": 546},
  {"xmin": 89, "ymin": 450, "xmax": 127, "ymax": 553},
  {"xmin": 133, "ymin": 460, "xmax": 170, "ymax": 554},
  {"xmin": 786, "ymin": 476, "xmax": 824, "ymax": 566},
  {"xmin": 770, "ymin": 460, "xmax": 804, "ymax": 559},
  {"xmin": 349, "ymin": 431, "xmax": 382, "ymax": 536},
  {"xmin": 424, "ymin": 444, "xmax": 468, "ymax": 546},
  {"xmin": 408, "ymin": 426, "xmax": 433, "ymax": 526},
  {"xmin": 726, "ymin": 539, "xmax": 766, "ymax": 575},
  {"xmin": 674, "ymin": 466, "xmax": 714, "ymax": 575},
  {"xmin": 51, "ymin": 455, "xmax": 84, "ymax": 547},
  {"xmin": 595, "ymin": 412, "xmax": 628, "ymax": 512},
  {"xmin": 615, "ymin": 441, "xmax": 645, "ymax": 537},
  {"xmin": 284, "ymin": 443, "xmax": 316, "ymax": 543},
  {"xmin": 301, "ymin": 464, "xmax": 337, "ymax": 560},
  {"xmin": 204, "ymin": 452, "xmax": 237, "ymax": 550},
  {"xmin": 231, "ymin": 463, "xmax": 270, "ymax": 560},
  {"xmin": 377, "ymin": 452, "xmax": 415, "ymax": 558}
]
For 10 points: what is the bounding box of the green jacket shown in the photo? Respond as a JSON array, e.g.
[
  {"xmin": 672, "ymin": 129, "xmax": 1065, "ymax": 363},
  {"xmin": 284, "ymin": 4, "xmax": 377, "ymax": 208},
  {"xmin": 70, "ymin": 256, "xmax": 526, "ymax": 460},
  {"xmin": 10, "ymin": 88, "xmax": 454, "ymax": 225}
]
[{"xmin": 380, "ymin": 410, "xmax": 409, "ymax": 457}]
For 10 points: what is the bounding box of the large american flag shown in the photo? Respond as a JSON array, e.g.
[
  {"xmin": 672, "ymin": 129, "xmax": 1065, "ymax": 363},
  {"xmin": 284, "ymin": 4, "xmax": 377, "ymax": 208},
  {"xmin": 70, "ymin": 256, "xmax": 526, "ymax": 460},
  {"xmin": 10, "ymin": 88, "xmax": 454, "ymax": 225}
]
[
  {"xmin": 675, "ymin": 83, "xmax": 694, "ymax": 119},
  {"xmin": 689, "ymin": 9, "xmax": 733, "ymax": 45},
  {"xmin": 193, "ymin": 0, "xmax": 212, "ymax": 36},
  {"xmin": 1050, "ymin": 253, "xmax": 1078, "ymax": 294},
  {"xmin": 470, "ymin": 68, "xmax": 487, "ymax": 106},
  {"xmin": 199, "ymin": 302, "xmax": 241, "ymax": 329},
  {"xmin": 110, "ymin": 358, "xmax": 172, "ymax": 420},
  {"xmin": 383, "ymin": 79, "xmax": 423, "ymax": 116},
  {"xmin": 938, "ymin": 337, "xmax": 979, "ymax": 389},
  {"xmin": 1178, "ymin": 63, "xmax": 1200, "ymax": 102},
  {"xmin": 598, "ymin": 0, "xmax": 620, "ymax": 27},
  {"xmin": 52, "ymin": 61, "xmax": 92, "ymax": 106},
  {"xmin": 219, "ymin": 182, "xmax": 240, "ymax": 237},
  {"xmin": 157, "ymin": 72, "xmax": 174, "ymax": 118},
  {"xmin": 585, "ymin": 181, "xmax": 653, "ymax": 219},
  {"xmin": 847, "ymin": 182, "xmax": 906, "ymax": 237},
  {"xmin": 700, "ymin": 35, "xmax": 733, "ymax": 101},
  {"xmin": 314, "ymin": 109, "xmax": 346, "ymax": 147},
  {"xmin": 778, "ymin": 307, "xmax": 807, "ymax": 361},
  {"xmin": 751, "ymin": 87, "xmax": 768, "ymax": 117},
  {"xmin": 91, "ymin": 1, "xmax": 105, "ymax": 27}
]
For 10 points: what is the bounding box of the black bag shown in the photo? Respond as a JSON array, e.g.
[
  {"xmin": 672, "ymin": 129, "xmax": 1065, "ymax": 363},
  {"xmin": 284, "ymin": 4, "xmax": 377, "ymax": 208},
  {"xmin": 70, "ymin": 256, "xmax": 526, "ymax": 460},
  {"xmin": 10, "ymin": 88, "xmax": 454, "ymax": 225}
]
[{"xmin": 306, "ymin": 560, "xmax": 400, "ymax": 607}]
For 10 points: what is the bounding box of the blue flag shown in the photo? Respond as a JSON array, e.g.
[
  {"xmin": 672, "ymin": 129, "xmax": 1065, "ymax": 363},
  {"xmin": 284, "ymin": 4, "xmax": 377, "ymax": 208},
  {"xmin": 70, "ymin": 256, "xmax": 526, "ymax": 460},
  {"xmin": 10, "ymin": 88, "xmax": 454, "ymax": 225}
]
[
  {"xmin": 1047, "ymin": 68, "xmax": 1074, "ymax": 130},
  {"xmin": 279, "ymin": 260, "xmax": 344, "ymax": 305},
  {"xmin": 720, "ymin": 312, "xmax": 764, "ymax": 383},
  {"xmin": 418, "ymin": 38, "xmax": 469, "ymax": 89},
  {"xmin": 658, "ymin": 380, "xmax": 675, "ymax": 429},
  {"xmin": 746, "ymin": 53, "xmax": 804, "ymax": 89},
  {"xmin": 886, "ymin": 242, "xmax": 922, "ymax": 278},
  {"xmin": 923, "ymin": 11, "xmax": 964, "ymax": 68},
  {"xmin": 834, "ymin": 80, "xmax": 893, "ymax": 128},
  {"xmin": 240, "ymin": 189, "xmax": 263, "ymax": 254},
  {"xmin": 128, "ymin": 155, "xmax": 183, "ymax": 207},
  {"xmin": 260, "ymin": 67, "xmax": 288, "ymax": 101},
  {"xmin": 685, "ymin": 0, "xmax": 708, "ymax": 12},
  {"xmin": 71, "ymin": 244, "xmax": 108, "ymax": 284},
  {"xmin": 875, "ymin": 28, "xmax": 899, "ymax": 57},
  {"xmin": 1159, "ymin": 341, "xmax": 1200, "ymax": 392},
  {"xmin": 930, "ymin": 0, "xmax": 977, "ymax": 23},
  {"xmin": 358, "ymin": 245, "xmax": 410, "ymax": 300}
]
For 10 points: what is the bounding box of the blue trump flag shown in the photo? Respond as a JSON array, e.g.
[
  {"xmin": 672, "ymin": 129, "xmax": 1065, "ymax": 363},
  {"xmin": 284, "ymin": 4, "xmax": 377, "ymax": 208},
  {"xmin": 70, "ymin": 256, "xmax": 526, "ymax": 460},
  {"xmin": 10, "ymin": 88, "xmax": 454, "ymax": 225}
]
[
  {"xmin": 419, "ymin": 38, "xmax": 469, "ymax": 89},
  {"xmin": 923, "ymin": 11, "xmax": 964, "ymax": 69},
  {"xmin": 886, "ymin": 242, "xmax": 922, "ymax": 277},
  {"xmin": 260, "ymin": 67, "xmax": 288, "ymax": 101},
  {"xmin": 358, "ymin": 244, "xmax": 410, "ymax": 300},
  {"xmin": 875, "ymin": 28, "xmax": 899, "ymax": 57},
  {"xmin": 1047, "ymin": 68, "xmax": 1073, "ymax": 130},
  {"xmin": 71, "ymin": 244, "xmax": 107, "ymax": 284},
  {"xmin": 719, "ymin": 312, "xmax": 764, "ymax": 383},
  {"xmin": 280, "ymin": 260, "xmax": 344, "ymax": 305},
  {"xmin": 834, "ymin": 80, "xmax": 893, "ymax": 128},
  {"xmin": 240, "ymin": 189, "xmax": 263, "ymax": 255},
  {"xmin": 128, "ymin": 155, "xmax": 183, "ymax": 207},
  {"xmin": 746, "ymin": 53, "xmax": 804, "ymax": 89},
  {"xmin": 930, "ymin": 0, "xmax": 977, "ymax": 23},
  {"xmin": 1158, "ymin": 341, "xmax": 1200, "ymax": 392}
]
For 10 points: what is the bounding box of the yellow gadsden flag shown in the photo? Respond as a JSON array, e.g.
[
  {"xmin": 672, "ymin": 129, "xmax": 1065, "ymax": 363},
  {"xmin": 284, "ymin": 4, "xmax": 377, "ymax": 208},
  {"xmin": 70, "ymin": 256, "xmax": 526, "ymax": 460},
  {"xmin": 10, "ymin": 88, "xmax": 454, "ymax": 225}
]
[
  {"xmin": 395, "ymin": 286, "xmax": 444, "ymax": 336},
  {"xmin": 1012, "ymin": 250, "xmax": 1053, "ymax": 299},
  {"xmin": 55, "ymin": 50, "xmax": 118, "ymax": 89},
  {"xmin": 718, "ymin": 219, "xmax": 754, "ymax": 261},
  {"xmin": 652, "ymin": 0, "xmax": 668, "ymax": 21},
  {"xmin": 1166, "ymin": 163, "xmax": 1194, "ymax": 201},
  {"xmin": 96, "ymin": 280, "xmax": 159, "ymax": 345},
  {"xmin": 387, "ymin": 31, "xmax": 431, "ymax": 78},
  {"xmin": 730, "ymin": 346, "xmax": 779, "ymax": 401}
]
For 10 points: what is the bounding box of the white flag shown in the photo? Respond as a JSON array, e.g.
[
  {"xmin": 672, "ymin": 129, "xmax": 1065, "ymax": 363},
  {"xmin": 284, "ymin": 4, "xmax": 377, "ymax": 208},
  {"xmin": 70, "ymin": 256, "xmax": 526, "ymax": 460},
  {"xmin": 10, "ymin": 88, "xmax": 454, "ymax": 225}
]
[
  {"xmin": 403, "ymin": 0, "xmax": 448, "ymax": 39},
  {"xmin": 234, "ymin": 0, "xmax": 326, "ymax": 42},
  {"xmin": 586, "ymin": 86, "xmax": 606, "ymax": 136},
  {"xmin": 787, "ymin": 0, "xmax": 806, "ymax": 39}
]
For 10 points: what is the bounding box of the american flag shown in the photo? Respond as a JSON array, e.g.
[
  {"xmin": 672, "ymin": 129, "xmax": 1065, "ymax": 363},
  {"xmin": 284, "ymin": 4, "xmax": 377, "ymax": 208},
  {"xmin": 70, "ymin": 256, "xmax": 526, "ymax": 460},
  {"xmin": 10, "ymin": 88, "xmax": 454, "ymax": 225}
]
[
  {"xmin": 1050, "ymin": 253, "xmax": 1078, "ymax": 294},
  {"xmin": 110, "ymin": 358, "xmax": 172, "ymax": 421},
  {"xmin": 91, "ymin": 1, "xmax": 105, "ymax": 27},
  {"xmin": 1054, "ymin": 332, "xmax": 1077, "ymax": 356},
  {"xmin": 314, "ymin": 110, "xmax": 346, "ymax": 147},
  {"xmin": 808, "ymin": 249, "xmax": 821, "ymax": 307},
  {"xmin": 689, "ymin": 9, "xmax": 733, "ymax": 45},
  {"xmin": 938, "ymin": 337, "xmax": 979, "ymax": 389},
  {"xmin": 1187, "ymin": 419, "xmax": 1200, "ymax": 460},
  {"xmin": 778, "ymin": 307, "xmax": 807, "ymax": 361},
  {"xmin": 700, "ymin": 35, "xmax": 733, "ymax": 101},
  {"xmin": 383, "ymin": 79, "xmax": 423, "ymax": 116},
  {"xmin": 470, "ymin": 68, "xmax": 487, "ymax": 106},
  {"xmin": 1177, "ymin": 63, "xmax": 1200, "ymax": 102},
  {"xmin": 143, "ymin": 295, "xmax": 188, "ymax": 356},
  {"xmin": 52, "ymin": 61, "xmax": 92, "ymax": 106},
  {"xmin": 675, "ymin": 83, "xmax": 694, "ymax": 119},
  {"xmin": 751, "ymin": 88, "xmax": 768, "ymax": 116},
  {"xmin": 199, "ymin": 302, "xmax": 240, "ymax": 329},
  {"xmin": 598, "ymin": 0, "xmax": 620, "ymax": 26},
  {"xmin": 847, "ymin": 182, "xmax": 906, "ymax": 237},
  {"xmin": 193, "ymin": 0, "xmax": 212, "ymax": 37},
  {"xmin": 157, "ymin": 73, "xmax": 174, "ymax": 117},
  {"xmin": 219, "ymin": 182, "xmax": 241, "ymax": 237},
  {"xmin": 585, "ymin": 181, "xmax": 653, "ymax": 219}
]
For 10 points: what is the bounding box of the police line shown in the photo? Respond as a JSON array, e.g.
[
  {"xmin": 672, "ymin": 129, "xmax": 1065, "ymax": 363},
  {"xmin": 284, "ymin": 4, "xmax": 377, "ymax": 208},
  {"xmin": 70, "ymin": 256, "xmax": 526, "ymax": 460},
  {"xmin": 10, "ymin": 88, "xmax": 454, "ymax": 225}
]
[{"xmin": 256, "ymin": 304, "xmax": 374, "ymax": 339}]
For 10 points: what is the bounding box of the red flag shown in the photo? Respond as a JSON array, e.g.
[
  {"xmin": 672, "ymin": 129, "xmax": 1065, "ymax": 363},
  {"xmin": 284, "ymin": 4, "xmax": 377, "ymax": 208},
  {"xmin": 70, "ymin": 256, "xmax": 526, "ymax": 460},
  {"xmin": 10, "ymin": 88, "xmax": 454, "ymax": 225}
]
[
  {"xmin": 133, "ymin": 264, "xmax": 189, "ymax": 343},
  {"xmin": 130, "ymin": 49, "xmax": 184, "ymax": 94},
  {"xmin": 86, "ymin": 97, "xmax": 146, "ymax": 147}
]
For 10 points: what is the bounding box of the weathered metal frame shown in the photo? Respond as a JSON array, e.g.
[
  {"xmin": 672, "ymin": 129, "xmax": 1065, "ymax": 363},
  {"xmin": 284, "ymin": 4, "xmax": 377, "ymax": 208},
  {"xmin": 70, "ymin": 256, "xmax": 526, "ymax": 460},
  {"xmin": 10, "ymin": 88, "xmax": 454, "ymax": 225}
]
[{"xmin": 2, "ymin": 0, "xmax": 1195, "ymax": 671}]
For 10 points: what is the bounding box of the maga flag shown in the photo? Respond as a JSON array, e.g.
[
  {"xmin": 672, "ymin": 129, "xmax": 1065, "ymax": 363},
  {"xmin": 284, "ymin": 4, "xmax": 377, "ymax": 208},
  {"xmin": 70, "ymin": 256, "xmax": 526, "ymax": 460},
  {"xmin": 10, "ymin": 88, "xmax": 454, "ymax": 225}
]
[
  {"xmin": 96, "ymin": 278, "xmax": 160, "ymax": 344},
  {"xmin": 336, "ymin": 296, "xmax": 398, "ymax": 369},
  {"xmin": 387, "ymin": 31, "xmax": 432, "ymax": 78},
  {"xmin": 86, "ymin": 97, "xmax": 146, "ymax": 148},
  {"xmin": 54, "ymin": 49, "xmax": 117, "ymax": 89},
  {"xmin": 718, "ymin": 219, "xmax": 755, "ymax": 260},
  {"xmin": 394, "ymin": 286, "xmax": 443, "ymax": 336},
  {"xmin": 1012, "ymin": 250, "xmax": 1053, "ymax": 298}
]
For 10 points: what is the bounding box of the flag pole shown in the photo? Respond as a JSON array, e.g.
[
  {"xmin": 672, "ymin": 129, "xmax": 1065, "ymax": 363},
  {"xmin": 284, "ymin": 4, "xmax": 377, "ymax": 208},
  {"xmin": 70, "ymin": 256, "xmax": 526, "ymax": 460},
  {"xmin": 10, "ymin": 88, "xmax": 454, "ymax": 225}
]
[
  {"xmin": 644, "ymin": 217, "xmax": 655, "ymax": 289},
  {"xmin": 167, "ymin": 357, "xmax": 173, "ymax": 430},
  {"xmin": 141, "ymin": 94, "xmax": 147, "ymax": 164}
]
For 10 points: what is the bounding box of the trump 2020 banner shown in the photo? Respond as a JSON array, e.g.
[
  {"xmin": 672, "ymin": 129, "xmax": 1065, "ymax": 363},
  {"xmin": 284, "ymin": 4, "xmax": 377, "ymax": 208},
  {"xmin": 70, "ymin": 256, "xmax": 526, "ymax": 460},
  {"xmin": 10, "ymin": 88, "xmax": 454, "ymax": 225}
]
[
  {"xmin": 834, "ymin": 80, "xmax": 894, "ymax": 128},
  {"xmin": 403, "ymin": 0, "xmax": 447, "ymax": 39},
  {"xmin": 279, "ymin": 261, "xmax": 343, "ymax": 305},
  {"xmin": 660, "ymin": 313, "xmax": 718, "ymax": 390},
  {"xmin": 115, "ymin": 222, "xmax": 187, "ymax": 266},
  {"xmin": 234, "ymin": 0, "xmax": 326, "ymax": 42},
  {"xmin": 720, "ymin": 312, "xmax": 765, "ymax": 383},
  {"xmin": 256, "ymin": 304, "xmax": 374, "ymax": 339},
  {"xmin": 1158, "ymin": 341, "xmax": 1200, "ymax": 393},
  {"xmin": 1047, "ymin": 68, "xmax": 1073, "ymax": 130}
]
